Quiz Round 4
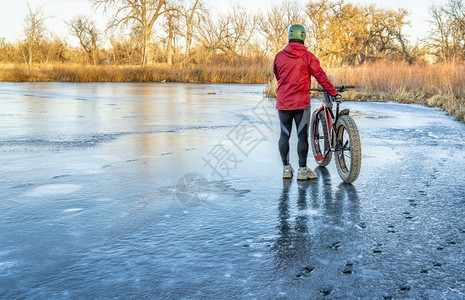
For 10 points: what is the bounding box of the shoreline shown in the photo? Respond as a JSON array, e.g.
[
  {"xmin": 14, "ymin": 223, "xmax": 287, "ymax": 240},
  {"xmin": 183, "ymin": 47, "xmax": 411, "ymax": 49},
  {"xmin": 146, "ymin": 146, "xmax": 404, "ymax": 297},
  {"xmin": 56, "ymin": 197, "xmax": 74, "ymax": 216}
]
[{"xmin": 1, "ymin": 62, "xmax": 463, "ymax": 123}]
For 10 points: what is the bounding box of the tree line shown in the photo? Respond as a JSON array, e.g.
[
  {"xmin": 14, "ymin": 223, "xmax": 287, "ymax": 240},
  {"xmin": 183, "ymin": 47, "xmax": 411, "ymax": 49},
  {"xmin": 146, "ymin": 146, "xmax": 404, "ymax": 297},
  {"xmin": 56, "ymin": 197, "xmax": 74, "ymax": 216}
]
[{"xmin": 0, "ymin": 0, "xmax": 464, "ymax": 69}]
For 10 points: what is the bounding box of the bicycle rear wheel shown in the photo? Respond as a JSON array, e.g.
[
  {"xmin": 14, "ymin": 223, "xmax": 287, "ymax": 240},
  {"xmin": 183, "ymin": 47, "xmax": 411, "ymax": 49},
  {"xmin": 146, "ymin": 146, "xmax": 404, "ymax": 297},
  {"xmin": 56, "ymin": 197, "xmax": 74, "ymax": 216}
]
[
  {"xmin": 334, "ymin": 115, "xmax": 361, "ymax": 183},
  {"xmin": 310, "ymin": 110, "xmax": 332, "ymax": 167}
]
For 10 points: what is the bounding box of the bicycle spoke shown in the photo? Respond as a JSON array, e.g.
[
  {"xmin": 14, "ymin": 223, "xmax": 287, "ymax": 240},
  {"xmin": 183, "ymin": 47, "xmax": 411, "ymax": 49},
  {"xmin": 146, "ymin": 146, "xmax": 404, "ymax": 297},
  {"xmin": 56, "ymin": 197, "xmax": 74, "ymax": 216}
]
[
  {"xmin": 318, "ymin": 121, "xmax": 325, "ymax": 152},
  {"xmin": 312, "ymin": 110, "xmax": 333, "ymax": 167}
]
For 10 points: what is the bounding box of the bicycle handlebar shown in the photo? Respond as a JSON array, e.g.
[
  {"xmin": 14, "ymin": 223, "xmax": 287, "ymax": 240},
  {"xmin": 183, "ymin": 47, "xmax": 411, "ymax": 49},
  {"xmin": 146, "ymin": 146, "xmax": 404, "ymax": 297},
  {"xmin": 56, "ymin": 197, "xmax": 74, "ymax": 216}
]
[
  {"xmin": 310, "ymin": 85, "xmax": 356, "ymax": 93},
  {"xmin": 311, "ymin": 85, "xmax": 356, "ymax": 108}
]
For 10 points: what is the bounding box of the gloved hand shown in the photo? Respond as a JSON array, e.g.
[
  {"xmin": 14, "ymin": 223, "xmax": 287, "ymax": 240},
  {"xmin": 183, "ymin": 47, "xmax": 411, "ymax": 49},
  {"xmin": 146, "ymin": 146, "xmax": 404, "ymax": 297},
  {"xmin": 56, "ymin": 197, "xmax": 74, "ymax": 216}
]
[{"xmin": 331, "ymin": 93, "xmax": 342, "ymax": 102}]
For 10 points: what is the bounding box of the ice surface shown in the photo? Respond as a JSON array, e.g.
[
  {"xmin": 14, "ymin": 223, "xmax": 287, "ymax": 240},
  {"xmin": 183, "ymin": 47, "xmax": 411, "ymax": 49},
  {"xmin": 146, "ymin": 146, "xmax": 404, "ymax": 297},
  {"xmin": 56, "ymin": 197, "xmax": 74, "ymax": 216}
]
[{"xmin": 0, "ymin": 82, "xmax": 464, "ymax": 299}]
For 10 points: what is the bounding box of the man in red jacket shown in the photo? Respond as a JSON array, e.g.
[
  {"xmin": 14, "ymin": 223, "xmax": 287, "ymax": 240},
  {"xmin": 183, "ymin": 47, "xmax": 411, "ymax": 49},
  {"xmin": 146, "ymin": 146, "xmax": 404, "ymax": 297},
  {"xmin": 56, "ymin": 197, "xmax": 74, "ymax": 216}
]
[{"xmin": 273, "ymin": 24, "xmax": 337, "ymax": 180}]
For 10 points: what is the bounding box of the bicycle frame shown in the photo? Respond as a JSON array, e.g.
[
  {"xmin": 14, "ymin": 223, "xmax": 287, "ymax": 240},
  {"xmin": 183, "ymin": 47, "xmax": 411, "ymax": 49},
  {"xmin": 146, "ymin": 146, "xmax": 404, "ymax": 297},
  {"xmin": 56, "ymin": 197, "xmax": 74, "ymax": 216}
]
[{"xmin": 312, "ymin": 88, "xmax": 351, "ymax": 162}]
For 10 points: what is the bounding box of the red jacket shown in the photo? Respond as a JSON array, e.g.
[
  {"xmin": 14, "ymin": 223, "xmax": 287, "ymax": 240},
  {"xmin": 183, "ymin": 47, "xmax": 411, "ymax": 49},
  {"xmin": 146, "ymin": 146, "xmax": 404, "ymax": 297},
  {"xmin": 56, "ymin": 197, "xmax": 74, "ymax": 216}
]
[{"xmin": 273, "ymin": 43, "xmax": 337, "ymax": 110}]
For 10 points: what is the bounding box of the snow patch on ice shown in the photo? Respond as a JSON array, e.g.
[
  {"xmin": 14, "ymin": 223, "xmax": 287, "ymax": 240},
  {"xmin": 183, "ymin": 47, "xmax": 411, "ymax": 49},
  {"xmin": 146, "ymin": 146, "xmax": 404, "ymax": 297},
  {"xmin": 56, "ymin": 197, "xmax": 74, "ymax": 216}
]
[
  {"xmin": 25, "ymin": 184, "xmax": 81, "ymax": 197},
  {"xmin": 63, "ymin": 208, "xmax": 83, "ymax": 213}
]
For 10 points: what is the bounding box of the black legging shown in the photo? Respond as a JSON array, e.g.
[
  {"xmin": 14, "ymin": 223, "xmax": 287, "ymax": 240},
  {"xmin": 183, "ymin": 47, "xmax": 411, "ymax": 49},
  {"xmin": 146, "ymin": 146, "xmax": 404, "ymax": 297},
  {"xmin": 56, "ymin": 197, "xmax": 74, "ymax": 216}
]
[{"xmin": 278, "ymin": 108, "xmax": 310, "ymax": 168}]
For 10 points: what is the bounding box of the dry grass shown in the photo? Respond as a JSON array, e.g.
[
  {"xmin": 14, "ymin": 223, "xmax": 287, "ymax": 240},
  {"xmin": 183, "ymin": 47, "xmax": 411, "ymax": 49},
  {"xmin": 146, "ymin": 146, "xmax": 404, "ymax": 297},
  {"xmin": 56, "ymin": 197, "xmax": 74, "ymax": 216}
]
[
  {"xmin": 0, "ymin": 61, "xmax": 273, "ymax": 84},
  {"xmin": 265, "ymin": 62, "xmax": 465, "ymax": 122}
]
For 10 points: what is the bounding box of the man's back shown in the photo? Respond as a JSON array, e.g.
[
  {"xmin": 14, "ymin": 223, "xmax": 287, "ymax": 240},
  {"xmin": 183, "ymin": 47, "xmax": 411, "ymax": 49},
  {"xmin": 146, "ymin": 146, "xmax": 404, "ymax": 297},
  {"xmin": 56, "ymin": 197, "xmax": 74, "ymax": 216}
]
[
  {"xmin": 274, "ymin": 43, "xmax": 337, "ymax": 110},
  {"xmin": 274, "ymin": 43, "xmax": 313, "ymax": 110}
]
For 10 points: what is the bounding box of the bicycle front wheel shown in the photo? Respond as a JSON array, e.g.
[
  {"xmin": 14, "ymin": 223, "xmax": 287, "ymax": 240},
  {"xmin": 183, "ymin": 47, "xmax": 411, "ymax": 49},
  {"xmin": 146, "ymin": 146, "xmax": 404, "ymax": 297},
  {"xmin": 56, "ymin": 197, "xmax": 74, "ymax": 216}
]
[
  {"xmin": 310, "ymin": 110, "xmax": 332, "ymax": 167},
  {"xmin": 334, "ymin": 115, "xmax": 361, "ymax": 183}
]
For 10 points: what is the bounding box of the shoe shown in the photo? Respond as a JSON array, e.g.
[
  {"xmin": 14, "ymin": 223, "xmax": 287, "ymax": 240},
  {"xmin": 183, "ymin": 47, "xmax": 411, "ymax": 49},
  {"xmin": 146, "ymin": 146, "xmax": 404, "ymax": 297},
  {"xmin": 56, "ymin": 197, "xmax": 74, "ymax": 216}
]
[
  {"xmin": 297, "ymin": 167, "xmax": 318, "ymax": 180},
  {"xmin": 283, "ymin": 164, "xmax": 294, "ymax": 178}
]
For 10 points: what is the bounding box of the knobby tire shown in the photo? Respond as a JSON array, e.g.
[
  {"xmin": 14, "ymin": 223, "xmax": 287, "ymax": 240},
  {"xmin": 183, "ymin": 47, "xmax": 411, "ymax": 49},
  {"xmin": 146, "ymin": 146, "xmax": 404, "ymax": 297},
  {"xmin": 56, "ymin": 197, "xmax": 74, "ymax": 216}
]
[{"xmin": 334, "ymin": 115, "xmax": 361, "ymax": 183}]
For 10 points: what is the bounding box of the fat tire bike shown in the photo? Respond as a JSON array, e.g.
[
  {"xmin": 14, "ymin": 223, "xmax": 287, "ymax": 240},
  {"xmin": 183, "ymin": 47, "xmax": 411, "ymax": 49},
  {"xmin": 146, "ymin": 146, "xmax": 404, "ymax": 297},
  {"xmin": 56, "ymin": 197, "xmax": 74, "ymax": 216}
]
[{"xmin": 310, "ymin": 86, "xmax": 361, "ymax": 183}]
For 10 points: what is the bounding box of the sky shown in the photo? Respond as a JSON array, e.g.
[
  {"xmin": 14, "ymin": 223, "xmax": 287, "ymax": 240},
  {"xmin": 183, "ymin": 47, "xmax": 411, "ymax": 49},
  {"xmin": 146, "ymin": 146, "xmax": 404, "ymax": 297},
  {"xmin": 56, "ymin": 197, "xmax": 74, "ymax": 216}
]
[{"xmin": 0, "ymin": 0, "xmax": 450, "ymax": 45}]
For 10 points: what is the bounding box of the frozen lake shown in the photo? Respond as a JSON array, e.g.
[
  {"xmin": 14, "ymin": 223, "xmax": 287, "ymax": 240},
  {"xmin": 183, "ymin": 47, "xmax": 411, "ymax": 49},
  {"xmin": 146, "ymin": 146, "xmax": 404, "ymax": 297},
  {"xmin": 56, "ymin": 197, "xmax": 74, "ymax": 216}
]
[{"xmin": 1, "ymin": 82, "xmax": 465, "ymax": 299}]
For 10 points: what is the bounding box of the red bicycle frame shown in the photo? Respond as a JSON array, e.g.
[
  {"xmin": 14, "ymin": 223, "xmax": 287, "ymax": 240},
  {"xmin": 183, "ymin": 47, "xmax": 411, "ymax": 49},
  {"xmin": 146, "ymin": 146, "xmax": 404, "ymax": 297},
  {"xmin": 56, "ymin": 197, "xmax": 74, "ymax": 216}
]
[{"xmin": 312, "ymin": 87, "xmax": 351, "ymax": 162}]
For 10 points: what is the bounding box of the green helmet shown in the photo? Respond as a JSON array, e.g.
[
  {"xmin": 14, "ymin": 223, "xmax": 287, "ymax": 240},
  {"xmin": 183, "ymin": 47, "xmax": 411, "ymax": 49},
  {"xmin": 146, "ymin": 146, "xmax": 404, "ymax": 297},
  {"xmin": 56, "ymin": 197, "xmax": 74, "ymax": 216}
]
[{"xmin": 288, "ymin": 24, "xmax": 306, "ymax": 42}]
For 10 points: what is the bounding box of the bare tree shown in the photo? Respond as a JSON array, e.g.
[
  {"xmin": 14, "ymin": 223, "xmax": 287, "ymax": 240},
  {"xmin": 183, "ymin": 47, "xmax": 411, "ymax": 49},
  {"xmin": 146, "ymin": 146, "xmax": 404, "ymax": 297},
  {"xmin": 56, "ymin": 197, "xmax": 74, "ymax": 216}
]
[
  {"xmin": 165, "ymin": 11, "xmax": 176, "ymax": 65},
  {"xmin": 109, "ymin": 31, "xmax": 141, "ymax": 64},
  {"xmin": 23, "ymin": 4, "xmax": 48, "ymax": 70},
  {"xmin": 443, "ymin": 0, "xmax": 465, "ymax": 60},
  {"xmin": 445, "ymin": 0, "xmax": 465, "ymax": 39},
  {"xmin": 305, "ymin": 0, "xmax": 336, "ymax": 58},
  {"xmin": 427, "ymin": 1, "xmax": 465, "ymax": 62},
  {"xmin": 223, "ymin": 6, "xmax": 257, "ymax": 56},
  {"xmin": 257, "ymin": 1, "xmax": 305, "ymax": 55},
  {"xmin": 0, "ymin": 38, "xmax": 18, "ymax": 63},
  {"xmin": 195, "ymin": 8, "xmax": 257, "ymax": 58},
  {"xmin": 67, "ymin": 16, "xmax": 100, "ymax": 65},
  {"xmin": 304, "ymin": 0, "xmax": 410, "ymax": 66},
  {"xmin": 164, "ymin": 2, "xmax": 183, "ymax": 65},
  {"xmin": 92, "ymin": 0, "xmax": 168, "ymax": 66},
  {"xmin": 195, "ymin": 13, "xmax": 230, "ymax": 54},
  {"xmin": 37, "ymin": 36, "xmax": 69, "ymax": 64},
  {"xmin": 180, "ymin": 0, "xmax": 205, "ymax": 57}
]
